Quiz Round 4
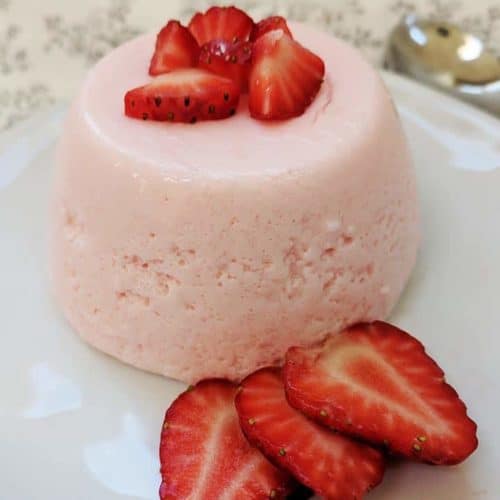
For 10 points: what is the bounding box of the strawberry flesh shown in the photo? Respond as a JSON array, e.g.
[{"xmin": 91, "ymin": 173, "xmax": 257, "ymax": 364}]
[
  {"xmin": 235, "ymin": 368, "xmax": 385, "ymax": 500},
  {"xmin": 124, "ymin": 68, "xmax": 240, "ymax": 123},
  {"xmin": 284, "ymin": 321, "xmax": 479, "ymax": 465},
  {"xmin": 249, "ymin": 30, "xmax": 325, "ymax": 120},
  {"xmin": 188, "ymin": 6, "xmax": 254, "ymax": 46},
  {"xmin": 251, "ymin": 16, "xmax": 293, "ymax": 41},
  {"xmin": 199, "ymin": 39, "xmax": 252, "ymax": 92},
  {"xmin": 160, "ymin": 379, "xmax": 292, "ymax": 499},
  {"xmin": 149, "ymin": 20, "xmax": 200, "ymax": 76}
]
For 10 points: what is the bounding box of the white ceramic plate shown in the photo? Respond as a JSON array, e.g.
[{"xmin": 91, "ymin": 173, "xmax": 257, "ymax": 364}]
[{"xmin": 1, "ymin": 73, "xmax": 499, "ymax": 500}]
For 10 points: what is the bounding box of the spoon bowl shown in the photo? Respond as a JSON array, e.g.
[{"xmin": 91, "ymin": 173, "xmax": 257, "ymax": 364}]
[{"xmin": 385, "ymin": 15, "xmax": 500, "ymax": 116}]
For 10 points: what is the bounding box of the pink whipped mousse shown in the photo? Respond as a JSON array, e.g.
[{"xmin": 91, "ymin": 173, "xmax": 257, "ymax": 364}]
[{"xmin": 50, "ymin": 22, "xmax": 420, "ymax": 383}]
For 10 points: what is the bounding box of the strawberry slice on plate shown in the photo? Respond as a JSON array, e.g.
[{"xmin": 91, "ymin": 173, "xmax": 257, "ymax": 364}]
[
  {"xmin": 188, "ymin": 6, "xmax": 254, "ymax": 46},
  {"xmin": 159, "ymin": 380, "xmax": 292, "ymax": 499},
  {"xmin": 251, "ymin": 16, "xmax": 293, "ymax": 41},
  {"xmin": 248, "ymin": 30, "xmax": 325, "ymax": 120},
  {"xmin": 235, "ymin": 368, "xmax": 385, "ymax": 500},
  {"xmin": 149, "ymin": 20, "xmax": 200, "ymax": 76},
  {"xmin": 124, "ymin": 68, "xmax": 240, "ymax": 123},
  {"xmin": 284, "ymin": 321, "xmax": 479, "ymax": 465},
  {"xmin": 199, "ymin": 39, "xmax": 252, "ymax": 92}
]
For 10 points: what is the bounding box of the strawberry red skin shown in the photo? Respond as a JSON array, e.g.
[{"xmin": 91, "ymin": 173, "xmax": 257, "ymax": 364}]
[
  {"xmin": 236, "ymin": 368, "xmax": 385, "ymax": 500},
  {"xmin": 199, "ymin": 39, "xmax": 252, "ymax": 92},
  {"xmin": 251, "ymin": 16, "xmax": 293, "ymax": 41},
  {"xmin": 160, "ymin": 379, "xmax": 292, "ymax": 499},
  {"xmin": 284, "ymin": 322, "xmax": 479, "ymax": 465},
  {"xmin": 188, "ymin": 6, "xmax": 254, "ymax": 46},
  {"xmin": 124, "ymin": 69, "xmax": 240, "ymax": 123},
  {"xmin": 249, "ymin": 30, "xmax": 325, "ymax": 121},
  {"xmin": 149, "ymin": 20, "xmax": 200, "ymax": 76}
]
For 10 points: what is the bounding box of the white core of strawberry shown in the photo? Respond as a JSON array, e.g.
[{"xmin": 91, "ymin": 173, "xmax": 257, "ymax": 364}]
[
  {"xmin": 189, "ymin": 408, "xmax": 233, "ymax": 497},
  {"xmin": 318, "ymin": 341, "xmax": 452, "ymax": 436}
]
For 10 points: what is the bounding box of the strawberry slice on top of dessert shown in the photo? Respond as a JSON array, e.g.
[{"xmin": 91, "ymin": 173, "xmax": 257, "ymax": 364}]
[
  {"xmin": 249, "ymin": 29, "xmax": 325, "ymax": 120},
  {"xmin": 149, "ymin": 20, "xmax": 200, "ymax": 76},
  {"xmin": 188, "ymin": 5, "xmax": 255, "ymax": 46},
  {"xmin": 124, "ymin": 68, "xmax": 240, "ymax": 123}
]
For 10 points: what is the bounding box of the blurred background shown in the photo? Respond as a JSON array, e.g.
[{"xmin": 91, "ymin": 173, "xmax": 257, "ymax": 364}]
[{"xmin": 1, "ymin": 0, "xmax": 499, "ymax": 130}]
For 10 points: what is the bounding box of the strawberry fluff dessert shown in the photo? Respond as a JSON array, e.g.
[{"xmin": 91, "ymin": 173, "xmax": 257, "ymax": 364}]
[
  {"xmin": 51, "ymin": 7, "xmax": 478, "ymax": 499},
  {"xmin": 50, "ymin": 6, "xmax": 420, "ymax": 383}
]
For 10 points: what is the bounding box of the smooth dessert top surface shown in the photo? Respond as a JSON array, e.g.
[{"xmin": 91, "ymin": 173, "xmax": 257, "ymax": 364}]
[{"xmin": 80, "ymin": 22, "xmax": 383, "ymax": 180}]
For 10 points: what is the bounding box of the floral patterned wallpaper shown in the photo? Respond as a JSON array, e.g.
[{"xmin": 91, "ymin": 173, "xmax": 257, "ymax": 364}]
[{"xmin": 1, "ymin": 0, "xmax": 499, "ymax": 130}]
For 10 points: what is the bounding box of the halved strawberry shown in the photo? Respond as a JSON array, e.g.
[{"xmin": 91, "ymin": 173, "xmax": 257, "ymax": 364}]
[
  {"xmin": 124, "ymin": 68, "xmax": 240, "ymax": 123},
  {"xmin": 149, "ymin": 20, "xmax": 200, "ymax": 76},
  {"xmin": 199, "ymin": 39, "xmax": 252, "ymax": 92},
  {"xmin": 284, "ymin": 322, "xmax": 479, "ymax": 465},
  {"xmin": 188, "ymin": 6, "xmax": 254, "ymax": 46},
  {"xmin": 235, "ymin": 368, "xmax": 385, "ymax": 500},
  {"xmin": 248, "ymin": 30, "xmax": 325, "ymax": 120},
  {"xmin": 159, "ymin": 380, "xmax": 292, "ymax": 499},
  {"xmin": 251, "ymin": 16, "xmax": 293, "ymax": 41}
]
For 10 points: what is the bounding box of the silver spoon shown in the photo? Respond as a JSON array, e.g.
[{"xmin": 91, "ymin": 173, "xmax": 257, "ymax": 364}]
[{"xmin": 385, "ymin": 14, "xmax": 500, "ymax": 117}]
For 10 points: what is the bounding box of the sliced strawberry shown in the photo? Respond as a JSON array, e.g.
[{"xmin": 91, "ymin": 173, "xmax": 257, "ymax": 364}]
[
  {"xmin": 284, "ymin": 322, "xmax": 479, "ymax": 465},
  {"xmin": 251, "ymin": 16, "xmax": 293, "ymax": 41},
  {"xmin": 160, "ymin": 380, "xmax": 292, "ymax": 499},
  {"xmin": 249, "ymin": 30, "xmax": 325, "ymax": 120},
  {"xmin": 124, "ymin": 69, "xmax": 240, "ymax": 123},
  {"xmin": 188, "ymin": 6, "xmax": 254, "ymax": 46},
  {"xmin": 149, "ymin": 20, "xmax": 200, "ymax": 76},
  {"xmin": 199, "ymin": 39, "xmax": 252, "ymax": 92},
  {"xmin": 235, "ymin": 368, "xmax": 385, "ymax": 500}
]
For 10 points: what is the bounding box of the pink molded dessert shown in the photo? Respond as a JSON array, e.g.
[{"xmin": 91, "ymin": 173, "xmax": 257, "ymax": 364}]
[{"xmin": 50, "ymin": 22, "xmax": 419, "ymax": 383}]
